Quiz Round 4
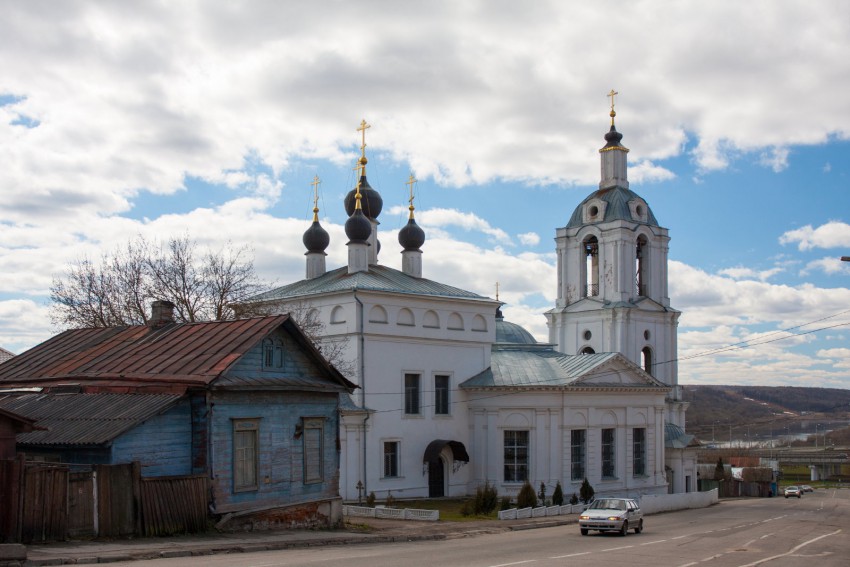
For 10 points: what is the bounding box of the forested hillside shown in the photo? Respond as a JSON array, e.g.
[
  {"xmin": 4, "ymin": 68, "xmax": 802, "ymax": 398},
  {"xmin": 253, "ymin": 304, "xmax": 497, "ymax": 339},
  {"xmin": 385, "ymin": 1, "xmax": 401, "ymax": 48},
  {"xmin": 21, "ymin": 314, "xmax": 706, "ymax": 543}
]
[{"xmin": 683, "ymin": 385, "xmax": 850, "ymax": 443}]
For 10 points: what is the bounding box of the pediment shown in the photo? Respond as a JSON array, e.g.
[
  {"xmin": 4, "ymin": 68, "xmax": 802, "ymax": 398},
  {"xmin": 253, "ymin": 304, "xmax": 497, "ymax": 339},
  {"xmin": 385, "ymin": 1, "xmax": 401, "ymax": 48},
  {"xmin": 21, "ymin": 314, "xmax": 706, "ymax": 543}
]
[{"xmin": 570, "ymin": 354, "xmax": 667, "ymax": 389}]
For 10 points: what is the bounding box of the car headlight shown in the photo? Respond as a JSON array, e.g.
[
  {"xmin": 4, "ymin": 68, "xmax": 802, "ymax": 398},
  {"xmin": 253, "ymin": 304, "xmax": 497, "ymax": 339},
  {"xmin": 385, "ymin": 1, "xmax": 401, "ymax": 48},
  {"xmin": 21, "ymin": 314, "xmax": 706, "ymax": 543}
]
[
  {"xmin": 607, "ymin": 516, "xmax": 623, "ymax": 521},
  {"xmin": 579, "ymin": 515, "xmax": 589, "ymax": 520}
]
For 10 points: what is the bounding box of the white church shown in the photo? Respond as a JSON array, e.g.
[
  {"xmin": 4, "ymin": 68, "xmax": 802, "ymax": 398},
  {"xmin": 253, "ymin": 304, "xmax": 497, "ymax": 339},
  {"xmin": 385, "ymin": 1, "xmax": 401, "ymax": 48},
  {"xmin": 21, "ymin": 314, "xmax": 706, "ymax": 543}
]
[{"xmin": 250, "ymin": 102, "xmax": 697, "ymax": 502}]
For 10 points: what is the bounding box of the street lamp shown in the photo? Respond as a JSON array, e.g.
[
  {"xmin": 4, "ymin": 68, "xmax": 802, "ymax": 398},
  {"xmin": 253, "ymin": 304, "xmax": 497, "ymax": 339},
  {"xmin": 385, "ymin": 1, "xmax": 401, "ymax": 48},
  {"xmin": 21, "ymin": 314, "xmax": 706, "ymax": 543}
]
[{"xmin": 815, "ymin": 424, "xmax": 821, "ymax": 448}]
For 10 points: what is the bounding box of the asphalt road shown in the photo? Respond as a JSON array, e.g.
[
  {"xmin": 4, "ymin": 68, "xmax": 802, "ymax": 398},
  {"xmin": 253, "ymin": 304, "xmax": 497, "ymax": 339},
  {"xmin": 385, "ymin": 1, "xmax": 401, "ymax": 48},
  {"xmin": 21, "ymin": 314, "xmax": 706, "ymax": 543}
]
[{"xmin": 104, "ymin": 489, "xmax": 849, "ymax": 567}]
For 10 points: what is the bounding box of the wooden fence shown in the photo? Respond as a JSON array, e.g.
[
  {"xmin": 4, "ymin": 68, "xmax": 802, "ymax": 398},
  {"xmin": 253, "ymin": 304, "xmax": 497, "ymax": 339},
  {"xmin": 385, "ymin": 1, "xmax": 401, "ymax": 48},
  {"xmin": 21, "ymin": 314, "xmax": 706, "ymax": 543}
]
[{"xmin": 0, "ymin": 458, "xmax": 209, "ymax": 543}]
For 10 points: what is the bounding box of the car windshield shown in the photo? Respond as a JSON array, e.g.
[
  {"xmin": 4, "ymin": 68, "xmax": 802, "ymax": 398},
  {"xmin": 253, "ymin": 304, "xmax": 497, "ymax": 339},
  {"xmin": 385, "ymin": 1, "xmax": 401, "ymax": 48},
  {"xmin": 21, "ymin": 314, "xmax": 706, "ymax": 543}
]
[{"xmin": 591, "ymin": 499, "xmax": 626, "ymax": 511}]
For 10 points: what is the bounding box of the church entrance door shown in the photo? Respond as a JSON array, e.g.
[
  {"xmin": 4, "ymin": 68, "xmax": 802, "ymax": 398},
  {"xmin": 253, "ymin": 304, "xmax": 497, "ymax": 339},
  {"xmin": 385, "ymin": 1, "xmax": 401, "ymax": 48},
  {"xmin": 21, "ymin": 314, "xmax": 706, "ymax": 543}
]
[{"xmin": 428, "ymin": 458, "xmax": 445, "ymax": 497}]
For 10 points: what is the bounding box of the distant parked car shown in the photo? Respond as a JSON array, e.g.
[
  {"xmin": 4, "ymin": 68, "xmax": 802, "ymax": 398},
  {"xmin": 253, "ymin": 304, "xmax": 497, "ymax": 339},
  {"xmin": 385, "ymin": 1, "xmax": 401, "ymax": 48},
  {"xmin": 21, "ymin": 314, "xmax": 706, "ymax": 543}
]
[
  {"xmin": 578, "ymin": 497, "xmax": 643, "ymax": 536},
  {"xmin": 784, "ymin": 486, "xmax": 802, "ymax": 498},
  {"xmin": 800, "ymin": 485, "xmax": 814, "ymax": 493}
]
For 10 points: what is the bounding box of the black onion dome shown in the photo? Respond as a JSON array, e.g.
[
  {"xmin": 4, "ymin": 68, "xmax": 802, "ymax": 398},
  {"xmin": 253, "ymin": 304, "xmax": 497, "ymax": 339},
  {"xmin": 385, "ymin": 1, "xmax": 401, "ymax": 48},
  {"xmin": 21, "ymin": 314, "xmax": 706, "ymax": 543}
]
[
  {"xmin": 398, "ymin": 218, "xmax": 425, "ymax": 251},
  {"xmin": 344, "ymin": 208, "xmax": 372, "ymax": 243},
  {"xmin": 603, "ymin": 124, "xmax": 624, "ymax": 148},
  {"xmin": 302, "ymin": 220, "xmax": 330, "ymax": 253},
  {"xmin": 344, "ymin": 176, "xmax": 383, "ymax": 219}
]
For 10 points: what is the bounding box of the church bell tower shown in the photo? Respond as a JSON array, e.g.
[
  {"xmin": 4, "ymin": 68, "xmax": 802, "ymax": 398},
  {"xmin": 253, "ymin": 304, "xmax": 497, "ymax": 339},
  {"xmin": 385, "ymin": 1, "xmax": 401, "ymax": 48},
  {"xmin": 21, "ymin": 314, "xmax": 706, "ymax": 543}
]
[{"xmin": 545, "ymin": 91, "xmax": 685, "ymax": 424}]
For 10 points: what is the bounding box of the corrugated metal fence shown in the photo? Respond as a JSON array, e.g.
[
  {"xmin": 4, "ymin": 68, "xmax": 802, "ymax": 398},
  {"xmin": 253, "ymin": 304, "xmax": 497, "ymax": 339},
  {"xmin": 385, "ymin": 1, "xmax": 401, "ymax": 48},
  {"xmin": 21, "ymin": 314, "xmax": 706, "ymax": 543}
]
[{"xmin": 0, "ymin": 457, "xmax": 209, "ymax": 543}]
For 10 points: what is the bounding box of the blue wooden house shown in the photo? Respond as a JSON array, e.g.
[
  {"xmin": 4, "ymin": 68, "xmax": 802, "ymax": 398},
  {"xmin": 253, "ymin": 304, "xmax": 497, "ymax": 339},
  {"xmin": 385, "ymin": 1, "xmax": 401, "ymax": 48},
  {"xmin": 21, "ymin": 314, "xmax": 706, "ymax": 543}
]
[{"xmin": 0, "ymin": 302, "xmax": 356, "ymax": 529}]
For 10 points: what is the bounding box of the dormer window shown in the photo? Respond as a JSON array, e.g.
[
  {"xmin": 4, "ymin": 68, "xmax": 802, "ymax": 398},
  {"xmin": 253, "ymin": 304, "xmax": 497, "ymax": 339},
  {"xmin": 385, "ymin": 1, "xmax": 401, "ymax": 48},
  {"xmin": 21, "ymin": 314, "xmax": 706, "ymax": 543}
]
[
  {"xmin": 583, "ymin": 199, "xmax": 607, "ymax": 224},
  {"xmin": 628, "ymin": 199, "xmax": 649, "ymax": 222}
]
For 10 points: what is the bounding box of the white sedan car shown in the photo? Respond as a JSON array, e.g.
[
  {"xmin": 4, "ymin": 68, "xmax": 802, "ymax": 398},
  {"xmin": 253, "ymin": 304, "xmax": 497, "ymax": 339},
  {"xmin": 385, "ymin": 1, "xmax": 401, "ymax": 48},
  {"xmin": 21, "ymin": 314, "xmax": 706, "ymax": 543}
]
[{"xmin": 579, "ymin": 497, "xmax": 643, "ymax": 536}]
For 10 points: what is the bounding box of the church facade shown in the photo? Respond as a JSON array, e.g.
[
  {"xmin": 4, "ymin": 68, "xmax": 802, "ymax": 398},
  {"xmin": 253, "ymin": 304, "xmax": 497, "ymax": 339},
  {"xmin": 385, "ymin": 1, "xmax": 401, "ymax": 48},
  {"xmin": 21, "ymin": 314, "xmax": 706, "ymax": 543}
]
[{"xmin": 250, "ymin": 106, "xmax": 696, "ymax": 502}]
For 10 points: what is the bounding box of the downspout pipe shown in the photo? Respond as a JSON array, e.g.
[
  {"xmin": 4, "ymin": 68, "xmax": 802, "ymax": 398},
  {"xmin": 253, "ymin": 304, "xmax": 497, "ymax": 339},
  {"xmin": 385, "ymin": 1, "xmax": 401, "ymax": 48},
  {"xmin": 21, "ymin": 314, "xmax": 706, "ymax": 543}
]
[{"xmin": 354, "ymin": 290, "xmax": 368, "ymax": 495}]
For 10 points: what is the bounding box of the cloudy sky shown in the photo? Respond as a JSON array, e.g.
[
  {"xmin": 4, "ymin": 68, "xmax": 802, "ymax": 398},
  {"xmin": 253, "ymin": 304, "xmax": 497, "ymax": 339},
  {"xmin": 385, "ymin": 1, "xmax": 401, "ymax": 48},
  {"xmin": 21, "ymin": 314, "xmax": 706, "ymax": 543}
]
[{"xmin": 1, "ymin": 1, "xmax": 849, "ymax": 389}]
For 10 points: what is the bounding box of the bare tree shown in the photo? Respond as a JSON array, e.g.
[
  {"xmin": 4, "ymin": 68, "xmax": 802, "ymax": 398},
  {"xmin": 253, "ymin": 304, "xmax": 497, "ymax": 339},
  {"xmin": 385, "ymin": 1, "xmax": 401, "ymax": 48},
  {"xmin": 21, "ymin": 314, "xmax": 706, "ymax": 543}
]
[{"xmin": 50, "ymin": 235, "xmax": 268, "ymax": 329}]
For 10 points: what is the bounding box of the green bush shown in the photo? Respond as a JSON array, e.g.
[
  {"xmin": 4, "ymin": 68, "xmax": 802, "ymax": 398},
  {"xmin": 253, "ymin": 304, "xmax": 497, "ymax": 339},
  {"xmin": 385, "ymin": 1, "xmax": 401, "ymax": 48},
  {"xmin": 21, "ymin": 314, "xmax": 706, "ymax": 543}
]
[
  {"xmin": 538, "ymin": 482, "xmax": 547, "ymax": 505},
  {"xmin": 474, "ymin": 481, "xmax": 499, "ymax": 514},
  {"xmin": 366, "ymin": 491, "xmax": 376, "ymax": 507},
  {"xmin": 500, "ymin": 496, "xmax": 512, "ymax": 511},
  {"xmin": 516, "ymin": 480, "xmax": 538, "ymax": 509},
  {"xmin": 552, "ymin": 481, "xmax": 564, "ymax": 506},
  {"xmin": 579, "ymin": 478, "xmax": 595, "ymax": 504},
  {"xmin": 460, "ymin": 499, "xmax": 475, "ymax": 516},
  {"xmin": 385, "ymin": 491, "xmax": 396, "ymax": 508},
  {"xmin": 570, "ymin": 492, "xmax": 579, "ymax": 505}
]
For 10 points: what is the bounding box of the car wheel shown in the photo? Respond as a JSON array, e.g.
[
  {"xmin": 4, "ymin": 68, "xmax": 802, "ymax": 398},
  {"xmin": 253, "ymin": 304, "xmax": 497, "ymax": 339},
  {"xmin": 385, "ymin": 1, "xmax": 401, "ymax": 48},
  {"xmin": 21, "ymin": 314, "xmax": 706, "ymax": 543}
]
[
  {"xmin": 620, "ymin": 521, "xmax": 628, "ymax": 536},
  {"xmin": 785, "ymin": 495, "xmax": 788, "ymax": 498},
  {"xmin": 797, "ymin": 495, "xmax": 801, "ymax": 499},
  {"xmin": 580, "ymin": 528, "xmax": 588, "ymax": 536},
  {"xmin": 634, "ymin": 519, "xmax": 643, "ymax": 534}
]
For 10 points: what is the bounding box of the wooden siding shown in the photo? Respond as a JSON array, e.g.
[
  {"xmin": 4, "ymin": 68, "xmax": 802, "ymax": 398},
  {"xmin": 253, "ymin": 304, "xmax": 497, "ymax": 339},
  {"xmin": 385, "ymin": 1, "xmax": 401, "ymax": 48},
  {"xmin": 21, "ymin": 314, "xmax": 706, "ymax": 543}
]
[
  {"xmin": 226, "ymin": 329, "xmax": 331, "ymax": 383},
  {"xmin": 140, "ymin": 474, "xmax": 208, "ymax": 536},
  {"xmin": 208, "ymin": 390, "xmax": 341, "ymax": 514},
  {"xmin": 111, "ymin": 399, "xmax": 192, "ymax": 477}
]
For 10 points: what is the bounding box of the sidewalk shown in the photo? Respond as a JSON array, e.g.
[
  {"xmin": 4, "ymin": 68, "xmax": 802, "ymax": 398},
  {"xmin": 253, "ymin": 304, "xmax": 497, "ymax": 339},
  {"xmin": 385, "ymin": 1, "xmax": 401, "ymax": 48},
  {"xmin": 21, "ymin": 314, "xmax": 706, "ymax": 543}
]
[{"xmin": 19, "ymin": 515, "xmax": 576, "ymax": 566}]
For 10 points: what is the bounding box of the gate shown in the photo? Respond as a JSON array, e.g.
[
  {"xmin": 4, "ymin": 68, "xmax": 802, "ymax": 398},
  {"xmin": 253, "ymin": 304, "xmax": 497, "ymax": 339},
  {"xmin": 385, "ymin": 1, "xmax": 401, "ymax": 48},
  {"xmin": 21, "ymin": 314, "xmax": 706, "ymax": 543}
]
[
  {"xmin": 428, "ymin": 458, "xmax": 445, "ymax": 498},
  {"xmin": 21, "ymin": 464, "xmax": 68, "ymax": 543}
]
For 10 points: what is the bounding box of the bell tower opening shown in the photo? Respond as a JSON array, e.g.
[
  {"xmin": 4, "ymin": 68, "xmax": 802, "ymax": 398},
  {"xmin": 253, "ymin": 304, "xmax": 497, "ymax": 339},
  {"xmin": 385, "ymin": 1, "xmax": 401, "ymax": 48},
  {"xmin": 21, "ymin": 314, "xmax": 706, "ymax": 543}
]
[
  {"xmin": 583, "ymin": 236, "xmax": 599, "ymax": 298},
  {"xmin": 635, "ymin": 235, "xmax": 648, "ymax": 297}
]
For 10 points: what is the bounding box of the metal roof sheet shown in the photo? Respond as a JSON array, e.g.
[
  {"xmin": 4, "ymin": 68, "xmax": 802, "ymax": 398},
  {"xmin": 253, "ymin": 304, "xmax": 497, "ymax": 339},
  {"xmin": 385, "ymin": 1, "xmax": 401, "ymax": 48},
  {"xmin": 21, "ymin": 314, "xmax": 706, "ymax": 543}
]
[
  {"xmin": 0, "ymin": 316, "xmax": 291, "ymax": 387},
  {"xmin": 461, "ymin": 345, "xmax": 666, "ymax": 390},
  {"xmin": 250, "ymin": 265, "xmax": 493, "ymax": 303},
  {"xmin": 0, "ymin": 392, "xmax": 182, "ymax": 446}
]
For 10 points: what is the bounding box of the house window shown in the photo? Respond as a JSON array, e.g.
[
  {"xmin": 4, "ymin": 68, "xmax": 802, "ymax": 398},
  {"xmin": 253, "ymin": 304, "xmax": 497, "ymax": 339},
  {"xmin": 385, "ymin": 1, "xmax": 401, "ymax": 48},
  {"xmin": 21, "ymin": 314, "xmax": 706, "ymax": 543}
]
[
  {"xmin": 633, "ymin": 427, "xmax": 646, "ymax": 477},
  {"xmin": 434, "ymin": 374, "xmax": 450, "ymax": 415},
  {"xmin": 404, "ymin": 373, "xmax": 420, "ymax": 415},
  {"xmin": 504, "ymin": 430, "xmax": 529, "ymax": 483},
  {"xmin": 383, "ymin": 441, "xmax": 400, "ymax": 477},
  {"xmin": 233, "ymin": 419, "xmax": 259, "ymax": 492},
  {"xmin": 602, "ymin": 428, "xmax": 616, "ymax": 479},
  {"xmin": 303, "ymin": 418, "xmax": 324, "ymax": 484},
  {"xmin": 571, "ymin": 429, "xmax": 586, "ymax": 481},
  {"xmin": 262, "ymin": 338, "xmax": 284, "ymax": 369}
]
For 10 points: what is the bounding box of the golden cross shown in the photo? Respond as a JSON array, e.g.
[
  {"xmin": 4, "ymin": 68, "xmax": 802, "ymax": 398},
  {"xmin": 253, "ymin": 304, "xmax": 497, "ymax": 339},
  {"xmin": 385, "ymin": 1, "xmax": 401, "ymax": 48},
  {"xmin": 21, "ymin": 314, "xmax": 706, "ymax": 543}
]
[
  {"xmin": 405, "ymin": 173, "xmax": 417, "ymax": 219},
  {"xmin": 310, "ymin": 175, "xmax": 321, "ymax": 209},
  {"xmin": 352, "ymin": 163, "xmax": 363, "ymax": 208},
  {"xmin": 607, "ymin": 89, "xmax": 618, "ymax": 125},
  {"xmin": 495, "ymin": 281, "xmax": 500, "ymax": 301},
  {"xmin": 357, "ymin": 119, "xmax": 371, "ymax": 158}
]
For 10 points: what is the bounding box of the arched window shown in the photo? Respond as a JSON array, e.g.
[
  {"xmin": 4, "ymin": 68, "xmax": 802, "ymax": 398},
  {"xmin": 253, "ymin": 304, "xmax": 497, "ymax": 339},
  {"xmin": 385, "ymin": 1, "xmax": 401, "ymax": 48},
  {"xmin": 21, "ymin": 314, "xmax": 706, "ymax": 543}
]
[
  {"xmin": 635, "ymin": 235, "xmax": 648, "ymax": 297},
  {"xmin": 580, "ymin": 346, "xmax": 595, "ymax": 355},
  {"xmin": 369, "ymin": 305, "xmax": 388, "ymax": 323},
  {"xmin": 471, "ymin": 314, "xmax": 487, "ymax": 332},
  {"xmin": 641, "ymin": 346, "xmax": 653, "ymax": 375},
  {"xmin": 423, "ymin": 310, "xmax": 440, "ymax": 328},
  {"xmin": 447, "ymin": 312, "xmax": 464, "ymax": 330},
  {"xmin": 397, "ymin": 308, "xmax": 415, "ymax": 326},
  {"xmin": 583, "ymin": 236, "xmax": 599, "ymax": 297}
]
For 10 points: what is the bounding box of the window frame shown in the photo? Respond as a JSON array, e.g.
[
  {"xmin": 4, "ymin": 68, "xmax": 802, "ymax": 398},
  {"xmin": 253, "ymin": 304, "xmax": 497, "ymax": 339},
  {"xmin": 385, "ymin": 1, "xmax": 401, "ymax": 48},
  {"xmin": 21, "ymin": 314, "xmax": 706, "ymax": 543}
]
[
  {"xmin": 632, "ymin": 427, "xmax": 646, "ymax": 477},
  {"xmin": 433, "ymin": 374, "xmax": 450, "ymax": 416},
  {"xmin": 403, "ymin": 373, "xmax": 421, "ymax": 415},
  {"xmin": 233, "ymin": 418, "xmax": 260, "ymax": 493},
  {"xmin": 601, "ymin": 428, "xmax": 616, "ymax": 479},
  {"xmin": 303, "ymin": 417, "xmax": 325, "ymax": 484},
  {"xmin": 503, "ymin": 430, "xmax": 529, "ymax": 483},
  {"xmin": 570, "ymin": 429, "xmax": 586, "ymax": 481},
  {"xmin": 383, "ymin": 440, "xmax": 400, "ymax": 478}
]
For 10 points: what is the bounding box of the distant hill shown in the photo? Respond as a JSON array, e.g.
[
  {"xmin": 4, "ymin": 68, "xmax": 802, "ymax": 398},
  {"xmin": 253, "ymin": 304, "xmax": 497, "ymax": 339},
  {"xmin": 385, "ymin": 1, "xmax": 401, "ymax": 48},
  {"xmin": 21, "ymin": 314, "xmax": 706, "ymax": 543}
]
[{"xmin": 683, "ymin": 385, "xmax": 850, "ymax": 444}]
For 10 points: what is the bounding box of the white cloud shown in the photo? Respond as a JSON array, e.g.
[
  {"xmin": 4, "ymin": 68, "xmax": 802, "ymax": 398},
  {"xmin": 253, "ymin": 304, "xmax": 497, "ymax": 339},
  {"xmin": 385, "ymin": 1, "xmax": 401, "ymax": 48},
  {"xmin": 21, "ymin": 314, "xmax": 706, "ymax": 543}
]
[
  {"xmin": 801, "ymin": 257, "xmax": 850, "ymax": 276},
  {"xmin": 416, "ymin": 208, "xmax": 513, "ymax": 245},
  {"xmin": 717, "ymin": 266, "xmax": 783, "ymax": 282},
  {"xmin": 780, "ymin": 221, "xmax": 850, "ymax": 251},
  {"xmin": 758, "ymin": 147, "xmax": 790, "ymax": 172},
  {"xmin": 517, "ymin": 232, "xmax": 540, "ymax": 246}
]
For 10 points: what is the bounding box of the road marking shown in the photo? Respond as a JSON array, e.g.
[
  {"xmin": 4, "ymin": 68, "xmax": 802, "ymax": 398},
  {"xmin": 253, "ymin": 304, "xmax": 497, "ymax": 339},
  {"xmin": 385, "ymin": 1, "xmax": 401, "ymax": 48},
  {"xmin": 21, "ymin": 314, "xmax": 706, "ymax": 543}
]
[
  {"xmin": 640, "ymin": 539, "xmax": 667, "ymax": 546},
  {"xmin": 735, "ymin": 529, "xmax": 842, "ymax": 567},
  {"xmin": 672, "ymin": 534, "xmax": 690, "ymax": 540},
  {"xmin": 601, "ymin": 545, "xmax": 633, "ymax": 552},
  {"xmin": 677, "ymin": 563, "xmax": 699, "ymax": 567},
  {"xmin": 550, "ymin": 552, "xmax": 590, "ymax": 559},
  {"xmin": 702, "ymin": 554, "xmax": 725, "ymax": 561},
  {"xmin": 490, "ymin": 561, "xmax": 537, "ymax": 567}
]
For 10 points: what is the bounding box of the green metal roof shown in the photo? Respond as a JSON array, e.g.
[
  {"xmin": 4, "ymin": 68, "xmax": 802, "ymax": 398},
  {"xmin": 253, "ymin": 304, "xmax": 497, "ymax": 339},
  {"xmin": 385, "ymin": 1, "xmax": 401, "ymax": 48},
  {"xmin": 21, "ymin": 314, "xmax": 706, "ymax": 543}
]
[
  {"xmin": 250, "ymin": 265, "xmax": 493, "ymax": 303},
  {"xmin": 566, "ymin": 186, "xmax": 659, "ymax": 228}
]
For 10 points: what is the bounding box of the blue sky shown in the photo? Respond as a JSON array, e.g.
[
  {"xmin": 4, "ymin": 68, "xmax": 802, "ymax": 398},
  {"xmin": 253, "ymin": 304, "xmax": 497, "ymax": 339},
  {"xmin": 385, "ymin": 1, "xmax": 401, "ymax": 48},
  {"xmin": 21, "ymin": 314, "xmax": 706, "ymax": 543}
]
[{"xmin": 1, "ymin": 1, "xmax": 849, "ymax": 389}]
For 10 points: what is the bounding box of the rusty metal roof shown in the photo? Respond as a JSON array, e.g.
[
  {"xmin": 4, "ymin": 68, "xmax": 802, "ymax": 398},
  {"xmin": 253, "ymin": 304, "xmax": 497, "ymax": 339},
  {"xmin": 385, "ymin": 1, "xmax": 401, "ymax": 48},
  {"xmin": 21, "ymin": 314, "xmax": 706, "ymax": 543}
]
[
  {"xmin": 0, "ymin": 315, "xmax": 353, "ymax": 392},
  {"xmin": 0, "ymin": 392, "xmax": 182, "ymax": 446}
]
